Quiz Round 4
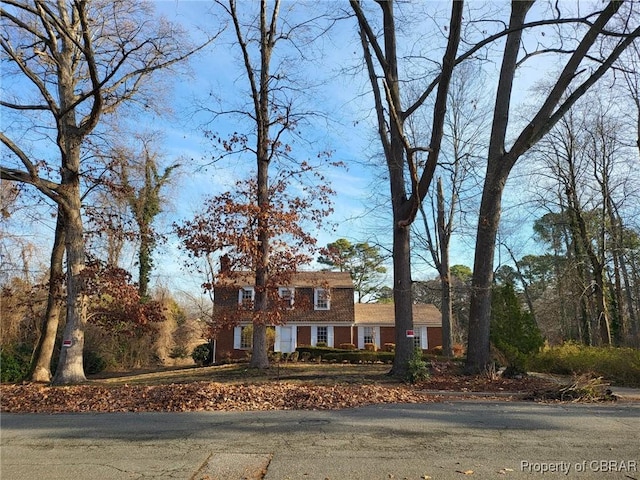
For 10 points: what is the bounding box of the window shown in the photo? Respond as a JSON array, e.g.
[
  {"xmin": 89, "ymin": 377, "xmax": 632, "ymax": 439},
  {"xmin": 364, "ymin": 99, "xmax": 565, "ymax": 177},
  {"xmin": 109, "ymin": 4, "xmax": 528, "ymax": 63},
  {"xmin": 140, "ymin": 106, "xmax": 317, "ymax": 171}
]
[
  {"xmin": 357, "ymin": 326, "xmax": 380, "ymax": 349},
  {"xmin": 316, "ymin": 326, "xmax": 328, "ymax": 345},
  {"xmin": 314, "ymin": 288, "xmax": 330, "ymax": 310},
  {"xmin": 240, "ymin": 326, "xmax": 252, "ymax": 349},
  {"xmin": 278, "ymin": 287, "xmax": 295, "ymax": 308},
  {"xmin": 363, "ymin": 326, "xmax": 375, "ymax": 345},
  {"xmin": 238, "ymin": 287, "xmax": 254, "ymax": 307},
  {"xmin": 234, "ymin": 325, "xmax": 253, "ymax": 350},
  {"xmin": 311, "ymin": 326, "xmax": 334, "ymax": 347}
]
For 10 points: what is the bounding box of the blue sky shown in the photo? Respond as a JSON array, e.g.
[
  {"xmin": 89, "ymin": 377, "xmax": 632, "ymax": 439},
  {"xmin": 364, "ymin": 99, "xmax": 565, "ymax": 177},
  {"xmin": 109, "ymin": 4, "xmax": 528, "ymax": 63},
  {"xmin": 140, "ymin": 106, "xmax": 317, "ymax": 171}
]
[
  {"xmin": 117, "ymin": 1, "xmax": 392, "ymax": 293},
  {"xmin": 3, "ymin": 0, "xmax": 584, "ymax": 295}
]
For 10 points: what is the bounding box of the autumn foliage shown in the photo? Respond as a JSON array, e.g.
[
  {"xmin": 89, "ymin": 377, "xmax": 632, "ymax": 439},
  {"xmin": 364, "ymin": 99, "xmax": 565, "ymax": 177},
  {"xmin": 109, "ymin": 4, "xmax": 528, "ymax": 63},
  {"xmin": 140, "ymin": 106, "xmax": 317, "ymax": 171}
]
[
  {"xmin": 83, "ymin": 258, "xmax": 165, "ymax": 336},
  {"xmin": 175, "ymin": 166, "xmax": 336, "ymax": 331}
]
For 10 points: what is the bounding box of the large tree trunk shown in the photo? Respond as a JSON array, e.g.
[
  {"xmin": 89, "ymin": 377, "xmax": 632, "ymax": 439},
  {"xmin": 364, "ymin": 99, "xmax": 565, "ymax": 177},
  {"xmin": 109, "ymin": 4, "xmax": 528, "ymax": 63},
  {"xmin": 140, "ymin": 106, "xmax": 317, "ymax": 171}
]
[
  {"xmin": 465, "ymin": 1, "xmax": 533, "ymax": 374},
  {"xmin": 52, "ymin": 197, "xmax": 87, "ymax": 384},
  {"xmin": 52, "ymin": 112, "xmax": 88, "ymax": 384},
  {"xmin": 391, "ymin": 224, "xmax": 413, "ymax": 377},
  {"xmin": 251, "ymin": 153, "xmax": 271, "ymax": 369},
  {"xmin": 466, "ymin": 166, "xmax": 508, "ymax": 373},
  {"xmin": 249, "ymin": 0, "xmax": 274, "ymax": 369},
  {"xmin": 30, "ymin": 208, "xmax": 65, "ymax": 382}
]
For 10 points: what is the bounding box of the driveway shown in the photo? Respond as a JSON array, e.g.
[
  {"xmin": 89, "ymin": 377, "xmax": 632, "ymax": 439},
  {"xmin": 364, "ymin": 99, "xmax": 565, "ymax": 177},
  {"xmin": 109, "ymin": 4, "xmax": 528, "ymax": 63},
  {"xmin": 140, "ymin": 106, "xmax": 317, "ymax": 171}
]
[{"xmin": 1, "ymin": 401, "xmax": 638, "ymax": 479}]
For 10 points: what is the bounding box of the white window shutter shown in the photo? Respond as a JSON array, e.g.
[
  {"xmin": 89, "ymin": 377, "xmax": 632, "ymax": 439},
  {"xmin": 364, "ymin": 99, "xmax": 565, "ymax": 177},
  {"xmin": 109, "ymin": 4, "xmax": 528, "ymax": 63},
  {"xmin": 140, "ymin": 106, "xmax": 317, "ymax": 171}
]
[
  {"xmin": 327, "ymin": 326, "xmax": 334, "ymax": 347},
  {"xmin": 421, "ymin": 326, "xmax": 428, "ymax": 349},
  {"xmin": 357, "ymin": 327, "xmax": 365, "ymax": 349},
  {"xmin": 374, "ymin": 327, "xmax": 381, "ymax": 348},
  {"xmin": 311, "ymin": 326, "xmax": 317, "ymax": 346},
  {"xmin": 274, "ymin": 326, "xmax": 282, "ymax": 352},
  {"xmin": 290, "ymin": 327, "xmax": 297, "ymax": 352},
  {"xmin": 233, "ymin": 326, "xmax": 242, "ymax": 349}
]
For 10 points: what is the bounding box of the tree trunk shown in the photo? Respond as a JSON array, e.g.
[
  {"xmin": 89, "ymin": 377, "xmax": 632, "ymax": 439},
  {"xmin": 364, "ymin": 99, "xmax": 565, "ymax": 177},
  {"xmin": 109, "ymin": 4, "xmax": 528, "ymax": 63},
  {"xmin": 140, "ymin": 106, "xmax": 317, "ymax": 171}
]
[
  {"xmin": 250, "ymin": 323, "xmax": 269, "ymax": 369},
  {"xmin": 465, "ymin": 1, "xmax": 533, "ymax": 374},
  {"xmin": 437, "ymin": 179, "xmax": 454, "ymax": 357},
  {"xmin": 138, "ymin": 227, "xmax": 153, "ymax": 300},
  {"xmin": 465, "ymin": 166, "xmax": 507, "ymax": 373},
  {"xmin": 251, "ymin": 152, "xmax": 271, "ymax": 369},
  {"xmin": 391, "ymin": 223, "xmax": 413, "ymax": 377},
  {"xmin": 52, "ymin": 121, "xmax": 88, "ymax": 384},
  {"xmin": 30, "ymin": 208, "xmax": 65, "ymax": 382},
  {"xmin": 250, "ymin": 0, "xmax": 273, "ymax": 369},
  {"xmin": 52, "ymin": 199, "xmax": 87, "ymax": 384}
]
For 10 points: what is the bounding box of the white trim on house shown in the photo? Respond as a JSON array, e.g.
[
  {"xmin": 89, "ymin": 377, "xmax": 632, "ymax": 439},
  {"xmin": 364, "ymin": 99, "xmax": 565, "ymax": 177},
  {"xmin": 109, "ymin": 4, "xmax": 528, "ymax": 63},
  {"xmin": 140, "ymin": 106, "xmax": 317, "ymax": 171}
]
[
  {"xmin": 233, "ymin": 326, "xmax": 242, "ymax": 349},
  {"xmin": 419, "ymin": 325, "xmax": 428, "ymax": 350},
  {"xmin": 411, "ymin": 326, "xmax": 428, "ymax": 350}
]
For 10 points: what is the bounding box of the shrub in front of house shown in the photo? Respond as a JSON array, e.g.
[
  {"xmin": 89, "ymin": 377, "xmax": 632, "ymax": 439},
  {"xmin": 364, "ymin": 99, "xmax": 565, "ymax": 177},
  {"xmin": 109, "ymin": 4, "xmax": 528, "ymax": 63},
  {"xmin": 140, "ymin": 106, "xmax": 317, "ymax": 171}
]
[
  {"xmin": 192, "ymin": 343, "xmax": 212, "ymax": 366},
  {"xmin": 295, "ymin": 345, "xmax": 393, "ymax": 363}
]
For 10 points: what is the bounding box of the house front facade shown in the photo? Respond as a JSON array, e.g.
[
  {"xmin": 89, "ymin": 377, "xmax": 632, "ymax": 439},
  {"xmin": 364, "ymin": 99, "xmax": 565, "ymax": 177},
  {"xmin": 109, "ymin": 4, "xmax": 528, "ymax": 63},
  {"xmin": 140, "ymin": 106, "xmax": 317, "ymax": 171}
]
[{"xmin": 211, "ymin": 270, "xmax": 443, "ymax": 362}]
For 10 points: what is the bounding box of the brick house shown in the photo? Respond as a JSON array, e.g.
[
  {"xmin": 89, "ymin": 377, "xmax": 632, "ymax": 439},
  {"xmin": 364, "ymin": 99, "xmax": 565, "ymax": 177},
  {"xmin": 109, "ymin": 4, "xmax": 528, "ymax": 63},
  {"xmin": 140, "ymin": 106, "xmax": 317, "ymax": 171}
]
[{"xmin": 211, "ymin": 270, "xmax": 443, "ymax": 362}]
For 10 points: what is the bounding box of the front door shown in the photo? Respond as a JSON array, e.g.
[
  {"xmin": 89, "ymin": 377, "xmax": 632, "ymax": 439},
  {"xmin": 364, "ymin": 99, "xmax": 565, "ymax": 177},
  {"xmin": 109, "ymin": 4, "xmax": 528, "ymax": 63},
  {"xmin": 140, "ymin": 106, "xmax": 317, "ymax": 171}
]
[{"xmin": 276, "ymin": 326, "xmax": 296, "ymax": 353}]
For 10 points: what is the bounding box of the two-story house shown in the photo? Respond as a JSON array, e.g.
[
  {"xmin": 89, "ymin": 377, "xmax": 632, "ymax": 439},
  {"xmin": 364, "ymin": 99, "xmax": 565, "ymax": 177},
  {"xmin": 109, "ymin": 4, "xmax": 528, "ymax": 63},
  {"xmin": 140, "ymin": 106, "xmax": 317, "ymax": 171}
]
[{"xmin": 211, "ymin": 269, "xmax": 443, "ymax": 362}]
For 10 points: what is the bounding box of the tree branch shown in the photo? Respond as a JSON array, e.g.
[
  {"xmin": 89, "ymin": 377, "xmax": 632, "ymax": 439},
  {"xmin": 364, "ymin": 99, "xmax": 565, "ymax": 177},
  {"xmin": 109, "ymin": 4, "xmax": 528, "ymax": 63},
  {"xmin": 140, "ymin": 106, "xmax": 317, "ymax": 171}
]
[{"xmin": 510, "ymin": 0, "xmax": 635, "ymax": 161}]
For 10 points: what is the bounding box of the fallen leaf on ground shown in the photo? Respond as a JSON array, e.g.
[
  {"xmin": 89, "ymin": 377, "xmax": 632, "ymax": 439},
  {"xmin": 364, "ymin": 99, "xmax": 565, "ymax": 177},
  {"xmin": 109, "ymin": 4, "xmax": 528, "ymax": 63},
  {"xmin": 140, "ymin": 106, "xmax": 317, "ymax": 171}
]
[{"xmin": 0, "ymin": 361, "xmax": 559, "ymax": 414}]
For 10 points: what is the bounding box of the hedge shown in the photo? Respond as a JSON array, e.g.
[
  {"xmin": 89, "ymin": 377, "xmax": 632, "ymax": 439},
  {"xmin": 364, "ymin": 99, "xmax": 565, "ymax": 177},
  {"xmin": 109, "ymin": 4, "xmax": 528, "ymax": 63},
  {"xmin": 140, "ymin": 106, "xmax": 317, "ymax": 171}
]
[{"xmin": 295, "ymin": 345, "xmax": 394, "ymax": 363}]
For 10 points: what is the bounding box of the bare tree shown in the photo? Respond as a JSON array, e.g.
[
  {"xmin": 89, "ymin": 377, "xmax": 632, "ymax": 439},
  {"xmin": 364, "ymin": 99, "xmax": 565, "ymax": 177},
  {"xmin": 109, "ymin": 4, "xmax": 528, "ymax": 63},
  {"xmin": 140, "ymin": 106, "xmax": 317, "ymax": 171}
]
[
  {"xmin": 466, "ymin": 1, "xmax": 639, "ymax": 372},
  {"xmin": 207, "ymin": 0, "xmax": 335, "ymax": 368},
  {"xmin": 532, "ymin": 97, "xmax": 640, "ymax": 346},
  {"xmin": 350, "ymin": 0, "xmax": 464, "ymax": 376},
  {"xmin": 1, "ymin": 0, "xmax": 208, "ymax": 384},
  {"xmin": 412, "ymin": 62, "xmax": 487, "ymax": 357},
  {"xmin": 350, "ymin": 1, "xmax": 639, "ymax": 374}
]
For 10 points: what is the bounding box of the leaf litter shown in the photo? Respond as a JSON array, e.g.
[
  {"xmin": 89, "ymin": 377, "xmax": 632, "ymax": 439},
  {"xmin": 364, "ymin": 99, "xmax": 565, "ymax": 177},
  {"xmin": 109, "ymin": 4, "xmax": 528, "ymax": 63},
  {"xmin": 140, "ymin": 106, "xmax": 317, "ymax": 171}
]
[{"xmin": 0, "ymin": 362, "xmax": 559, "ymax": 414}]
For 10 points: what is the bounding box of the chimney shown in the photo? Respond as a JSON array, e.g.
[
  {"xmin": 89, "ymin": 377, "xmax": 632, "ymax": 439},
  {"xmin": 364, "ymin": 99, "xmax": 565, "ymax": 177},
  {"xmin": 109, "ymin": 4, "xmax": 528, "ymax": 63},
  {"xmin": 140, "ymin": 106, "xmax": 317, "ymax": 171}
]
[{"xmin": 220, "ymin": 254, "xmax": 231, "ymax": 274}]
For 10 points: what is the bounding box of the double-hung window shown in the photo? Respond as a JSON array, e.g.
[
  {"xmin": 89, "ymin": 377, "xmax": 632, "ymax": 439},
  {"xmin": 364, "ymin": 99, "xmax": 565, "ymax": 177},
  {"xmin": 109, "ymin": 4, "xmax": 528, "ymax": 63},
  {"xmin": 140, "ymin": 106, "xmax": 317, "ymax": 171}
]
[
  {"xmin": 363, "ymin": 326, "xmax": 375, "ymax": 345},
  {"xmin": 234, "ymin": 325, "xmax": 253, "ymax": 349},
  {"xmin": 240, "ymin": 326, "xmax": 252, "ymax": 349},
  {"xmin": 316, "ymin": 326, "xmax": 328, "ymax": 345},
  {"xmin": 314, "ymin": 288, "xmax": 330, "ymax": 310},
  {"xmin": 238, "ymin": 287, "xmax": 255, "ymax": 307},
  {"xmin": 278, "ymin": 287, "xmax": 295, "ymax": 308},
  {"xmin": 311, "ymin": 326, "xmax": 334, "ymax": 347}
]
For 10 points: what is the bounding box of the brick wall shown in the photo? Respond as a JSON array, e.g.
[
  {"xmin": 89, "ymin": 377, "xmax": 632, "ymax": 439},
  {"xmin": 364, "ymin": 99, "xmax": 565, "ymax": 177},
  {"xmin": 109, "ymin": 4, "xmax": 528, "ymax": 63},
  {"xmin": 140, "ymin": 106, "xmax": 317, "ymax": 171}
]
[{"xmin": 213, "ymin": 285, "xmax": 355, "ymax": 324}]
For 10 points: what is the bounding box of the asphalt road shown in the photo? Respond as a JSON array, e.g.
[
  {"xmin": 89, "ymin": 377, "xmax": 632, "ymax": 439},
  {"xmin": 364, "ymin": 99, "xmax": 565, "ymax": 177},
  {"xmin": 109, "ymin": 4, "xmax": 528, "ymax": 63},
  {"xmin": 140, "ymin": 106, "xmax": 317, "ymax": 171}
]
[{"xmin": 1, "ymin": 401, "xmax": 639, "ymax": 480}]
